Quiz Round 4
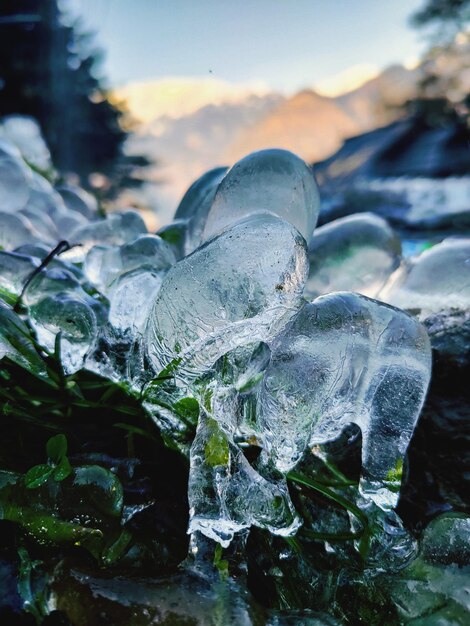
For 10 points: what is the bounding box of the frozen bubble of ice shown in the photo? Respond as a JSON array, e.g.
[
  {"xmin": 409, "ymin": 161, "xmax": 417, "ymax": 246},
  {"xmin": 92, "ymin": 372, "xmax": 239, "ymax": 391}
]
[
  {"xmin": 0, "ymin": 211, "xmax": 41, "ymax": 250},
  {"xmin": 19, "ymin": 206, "xmax": 60, "ymax": 243},
  {"xmin": 85, "ymin": 234, "xmax": 175, "ymax": 295},
  {"xmin": 30, "ymin": 293, "xmax": 100, "ymax": 373},
  {"xmin": 156, "ymin": 219, "xmax": 189, "ymax": 260},
  {"xmin": 146, "ymin": 214, "xmax": 308, "ymax": 376},
  {"xmin": 305, "ymin": 213, "xmax": 401, "ymax": 299},
  {"xmin": 0, "ymin": 115, "xmax": 52, "ymax": 172},
  {"xmin": 65, "ymin": 210, "xmax": 147, "ymax": 263},
  {"xmin": 108, "ymin": 270, "xmax": 167, "ymax": 333},
  {"xmin": 56, "ymin": 184, "xmax": 99, "ymax": 220},
  {"xmin": 202, "ymin": 149, "xmax": 320, "ymax": 243},
  {"xmin": 0, "ymin": 139, "xmax": 31, "ymax": 213},
  {"xmin": 174, "ymin": 166, "xmax": 228, "ymax": 253},
  {"xmin": 258, "ymin": 291, "xmax": 431, "ymax": 510},
  {"xmin": 0, "ymin": 250, "xmax": 38, "ymax": 298},
  {"xmin": 380, "ymin": 238, "xmax": 470, "ymax": 316}
]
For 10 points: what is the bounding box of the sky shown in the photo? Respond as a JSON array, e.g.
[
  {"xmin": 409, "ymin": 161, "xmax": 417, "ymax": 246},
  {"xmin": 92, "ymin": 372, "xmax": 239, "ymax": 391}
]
[{"xmin": 67, "ymin": 0, "xmax": 428, "ymax": 94}]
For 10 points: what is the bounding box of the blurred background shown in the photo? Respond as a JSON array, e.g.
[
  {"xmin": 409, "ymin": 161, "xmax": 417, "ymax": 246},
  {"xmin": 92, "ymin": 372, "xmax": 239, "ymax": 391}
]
[{"xmin": 1, "ymin": 0, "xmax": 470, "ymax": 242}]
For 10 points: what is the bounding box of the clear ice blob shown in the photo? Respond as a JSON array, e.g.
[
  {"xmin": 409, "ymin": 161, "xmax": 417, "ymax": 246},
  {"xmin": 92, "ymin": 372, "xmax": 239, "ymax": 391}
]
[
  {"xmin": 258, "ymin": 291, "xmax": 432, "ymax": 511},
  {"xmin": 0, "ymin": 139, "xmax": 31, "ymax": 213},
  {"xmin": 65, "ymin": 210, "xmax": 147, "ymax": 263},
  {"xmin": 85, "ymin": 234, "xmax": 175, "ymax": 295},
  {"xmin": 0, "ymin": 211, "xmax": 41, "ymax": 250},
  {"xmin": 174, "ymin": 166, "xmax": 228, "ymax": 253},
  {"xmin": 0, "ymin": 250, "xmax": 38, "ymax": 297},
  {"xmin": 56, "ymin": 184, "xmax": 99, "ymax": 219},
  {"xmin": 29, "ymin": 293, "xmax": 99, "ymax": 373},
  {"xmin": 146, "ymin": 214, "xmax": 308, "ymax": 377},
  {"xmin": 19, "ymin": 206, "xmax": 60, "ymax": 243},
  {"xmin": 305, "ymin": 213, "xmax": 401, "ymax": 299},
  {"xmin": 202, "ymin": 149, "xmax": 320, "ymax": 243},
  {"xmin": 156, "ymin": 219, "xmax": 189, "ymax": 260},
  {"xmin": 380, "ymin": 238, "xmax": 470, "ymax": 317},
  {"xmin": 0, "ymin": 115, "xmax": 52, "ymax": 172},
  {"xmin": 188, "ymin": 389, "xmax": 300, "ymax": 547}
]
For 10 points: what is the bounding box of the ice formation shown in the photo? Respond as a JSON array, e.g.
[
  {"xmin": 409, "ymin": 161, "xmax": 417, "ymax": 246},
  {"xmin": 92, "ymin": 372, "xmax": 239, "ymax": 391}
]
[
  {"xmin": 0, "ymin": 127, "xmax": 437, "ymax": 567},
  {"xmin": 380, "ymin": 238, "xmax": 470, "ymax": 316},
  {"xmin": 174, "ymin": 166, "xmax": 228, "ymax": 253},
  {"xmin": 85, "ymin": 235, "xmax": 176, "ymax": 332},
  {"xmin": 145, "ymin": 213, "xmax": 308, "ymax": 376},
  {"xmin": 305, "ymin": 213, "xmax": 401, "ymax": 299},
  {"xmin": 0, "ymin": 139, "xmax": 31, "ymax": 214},
  {"xmin": 202, "ymin": 149, "xmax": 320, "ymax": 242},
  {"xmin": 257, "ymin": 292, "xmax": 432, "ymax": 510}
]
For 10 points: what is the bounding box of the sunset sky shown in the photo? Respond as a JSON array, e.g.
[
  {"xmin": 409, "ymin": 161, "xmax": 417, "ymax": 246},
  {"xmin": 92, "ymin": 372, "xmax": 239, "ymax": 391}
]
[{"xmin": 69, "ymin": 0, "xmax": 427, "ymax": 94}]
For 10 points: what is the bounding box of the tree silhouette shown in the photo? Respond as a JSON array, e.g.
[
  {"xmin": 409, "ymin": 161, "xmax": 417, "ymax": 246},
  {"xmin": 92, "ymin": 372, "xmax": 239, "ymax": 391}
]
[{"xmin": 0, "ymin": 0, "xmax": 146, "ymax": 196}]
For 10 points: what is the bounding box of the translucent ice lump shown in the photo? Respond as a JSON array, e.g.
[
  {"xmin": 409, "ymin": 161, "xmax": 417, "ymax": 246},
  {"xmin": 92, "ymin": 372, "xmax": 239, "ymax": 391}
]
[
  {"xmin": 0, "ymin": 139, "xmax": 31, "ymax": 213},
  {"xmin": 0, "ymin": 115, "xmax": 52, "ymax": 172},
  {"xmin": 258, "ymin": 292, "xmax": 432, "ymax": 510},
  {"xmin": 305, "ymin": 213, "xmax": 401, "ymax": 299},
  {"xmin": 202, "ymin": 149, "xmax": 320, "ymax": 243},
  {"xmin": 145, "ymin": 213, "xmax": 308, "ymax": 376},
  {"xmin": 85, "ymin": 235, "xmax": 175, "ymax": 295},
  {"xmin": 380, "ymin": 238, "xmax": 470, "ymax": 316},
  {"xmin": 0, "ymin": 249, "xmax": 107, "ymax": 374},
  {"xmin": 66, "ymin": 210, "xmax": 148, "ymax": 263},
  {"xmin": 85, "ymin": 235, "xmax": 176, "ymax": 332},
  {"xmin": 174, "ymin": 166, "xmax": 228, "ymax": 254}
]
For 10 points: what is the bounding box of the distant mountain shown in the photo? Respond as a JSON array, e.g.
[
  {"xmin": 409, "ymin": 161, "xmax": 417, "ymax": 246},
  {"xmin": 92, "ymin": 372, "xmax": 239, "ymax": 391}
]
[
  {"xmin": 225, "ymin": 89, "xmax": 359, "ymax": 164},
  {"xmin": 119, "ymin": 58, "xmax": 462, "ymax": 222},
  {"xmin": 125, "ymin": 93, "xmax": 283, "ymax": 223},
  {"xmin": 337, "ymin": 64, "xmax": 421, "ymax": 129},
  {"xmin": 114, "ymin": 77, "xmax": 271, "ymax": 123}
]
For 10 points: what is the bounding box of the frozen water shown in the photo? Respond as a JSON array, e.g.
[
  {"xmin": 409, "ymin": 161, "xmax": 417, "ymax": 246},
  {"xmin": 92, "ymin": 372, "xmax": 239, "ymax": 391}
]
[
  {"xmin": 420, "ymin": 514, "xmax": 470, "ymax": 567},
  {"xmin": 57, "ymin": 184, "xmax": 99, "ymax": 219},
  {"xmin": 0, "ymin": 250, "xmax": 38, "ymax": 297},
  {"xmin": 0, "ymin": 212, "xmax": 41, "ymax": 250},
  {"xmin": 258, "ymin": 292, "xmax": 431, "ymax": 510},
  {"xmin": 156, "ymin": 219, "xmax": 189, "ymax": 260},
  {"xmin": 85, "ymin": 234, "xmax": 175, "ymax": 295},
  {"xmin": 188, "ymin": 389, "xmax": 300, "ymax": 547},
  {"xmin": 0, "ymin": 139, "xmax": 31, "ymax": 213},
  {"xmin": 305, "ymin": 213, "xmax": 401, "ymax": 299},
  {"xmin": 380, "ymin": 238, "xmax": 470, "ymax": 316},
  {"xmin": 30, "ymin": 293, "xmax": 99, "ymax": 373},
  {"xmin": 65, "ymin": 210, "xmax": 147, "ymax": 263},
  {"xmin": 203, "ymin": 149, "xmax": 320, "ymax": 242},
  {"xmin": 19, "ymin": 206, "xmax": 60, "ymax": 243},
  {"xmin": 0, "ymin": 301, "xmax": 47, "ymax": 375},
  {"xmin": 0, "ymin": 255, "xmax": 108, "ymax": 373},
  {"xmin": 0, "ymin": 115, "xmax": 52, "ymax": 172},
  {"xmin": 146, "ymin": 214, "xmax": 308, "ymax": 377},
  {"xmin": 174, "ymin": 166, "xmax": 228, "ymax": 253},
  {"xmin": 388, "ymin": 514, "xmax": 470, "ymax": 622},
  {"xmin": 108, "ymin": 270, "xmax": 166, "ymax": 333}
]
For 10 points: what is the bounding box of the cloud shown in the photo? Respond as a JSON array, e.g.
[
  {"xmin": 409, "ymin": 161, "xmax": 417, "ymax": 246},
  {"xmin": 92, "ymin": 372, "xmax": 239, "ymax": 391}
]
[{"xmin": 314, "ymin": 63, "xmax": 380, "ymax": 97}]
